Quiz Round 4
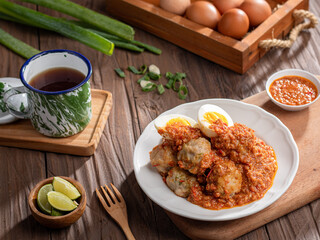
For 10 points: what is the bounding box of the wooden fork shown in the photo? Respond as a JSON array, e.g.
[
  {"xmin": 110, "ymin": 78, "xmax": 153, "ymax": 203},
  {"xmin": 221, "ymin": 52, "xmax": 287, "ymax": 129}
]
[{"xmin": 96, "ymin": 183, "xmax": 135, "ymax": 240}]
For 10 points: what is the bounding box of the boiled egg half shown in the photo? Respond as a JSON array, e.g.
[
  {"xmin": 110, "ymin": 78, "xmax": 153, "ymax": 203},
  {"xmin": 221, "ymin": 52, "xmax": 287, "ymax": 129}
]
[
  {"xmin": 198, "ymin": 104, "xmax": 233, "ymax": 137},
  {"xmin": 154, "ymin": 114, "xmax": 198, "ymax": 131}
]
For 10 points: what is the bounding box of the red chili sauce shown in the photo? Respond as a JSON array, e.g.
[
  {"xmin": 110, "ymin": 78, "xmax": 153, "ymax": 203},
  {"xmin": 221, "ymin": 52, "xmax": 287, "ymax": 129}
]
[
  {"xmin": 269, "ymin": 75, "xmax": 318, "ymax": 106},
  {"xmin": 150, "ymin": 121, "xmax": 278, "ymax": 210}
]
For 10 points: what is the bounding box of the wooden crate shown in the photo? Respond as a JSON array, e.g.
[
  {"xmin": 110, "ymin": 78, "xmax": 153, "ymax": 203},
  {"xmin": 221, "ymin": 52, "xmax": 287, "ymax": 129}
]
[{"xmin": 106, "ymin": 0, "xmax": 309, "ymax": 74}]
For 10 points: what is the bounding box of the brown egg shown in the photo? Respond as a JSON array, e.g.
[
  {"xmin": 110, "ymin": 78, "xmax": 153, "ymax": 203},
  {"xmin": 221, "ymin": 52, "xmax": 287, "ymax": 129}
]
[
  {"xmin": 217, "ymin": 8, "xmax": 249, "ymax": 39},
  {"xmin": 211, "ymin": 0, "xmax": 244, "ymax": 14},
  {"xmin": 160, "ymin": 0, "xmax": 191, "ymax": 15},
  {"xmin": 186, "ymin": 1, "xmax": 221, "ymax": 29},
  {"xmin": 239, "ymin": 0, "xmax": 272, "ymax": 27}
]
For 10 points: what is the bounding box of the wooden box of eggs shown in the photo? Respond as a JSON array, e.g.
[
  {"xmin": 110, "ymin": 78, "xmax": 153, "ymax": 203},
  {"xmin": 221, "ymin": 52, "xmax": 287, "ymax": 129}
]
[{"xmin": 106, "ymin": 0, "xmax": 309, "ymax": 74}]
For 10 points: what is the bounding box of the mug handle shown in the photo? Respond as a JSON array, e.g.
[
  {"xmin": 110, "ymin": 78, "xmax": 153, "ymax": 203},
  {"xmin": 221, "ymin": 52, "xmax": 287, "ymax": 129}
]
[{"xmin": 3, "ymin": 86, "xmax": 31, "ymax": 119}]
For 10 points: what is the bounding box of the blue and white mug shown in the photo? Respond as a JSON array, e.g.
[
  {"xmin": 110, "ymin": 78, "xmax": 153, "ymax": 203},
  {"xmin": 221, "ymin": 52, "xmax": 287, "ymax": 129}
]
[{"xmin": 4, "ymin": 49, "xmax": 92, "ymax": 137}]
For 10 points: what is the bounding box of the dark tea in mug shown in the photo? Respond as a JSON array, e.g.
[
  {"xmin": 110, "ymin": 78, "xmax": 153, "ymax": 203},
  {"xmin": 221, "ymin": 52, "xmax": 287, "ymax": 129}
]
[{"xmin": 29, "ymin": 67, "xmax": 85, "ymax": 92}]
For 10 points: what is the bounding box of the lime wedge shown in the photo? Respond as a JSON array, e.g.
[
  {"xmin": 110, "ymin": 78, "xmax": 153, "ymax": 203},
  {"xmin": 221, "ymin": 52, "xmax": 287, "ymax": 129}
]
[
  {"xmin": 51, "ymin": 208, "xmax": 64, "ymax": 216},
  {"xmin": 47, "ymin": 191, "xmax": 78, "ymax": 211},
  {"xmin": 37, "ymin": 183, "xmax": 53, "ymax": 215},
  {"xmin": 52, "ymin": 177, "xmax": 81, "ymax": 200}
]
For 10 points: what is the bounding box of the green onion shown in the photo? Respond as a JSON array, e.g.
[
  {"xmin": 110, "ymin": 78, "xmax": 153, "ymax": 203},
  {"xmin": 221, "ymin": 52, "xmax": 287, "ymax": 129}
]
[
  {"xmin": 0, "ymin": 13, "xmax": 145, "ymax": 53},
  {"xmin": 0, "ymin": 12, "xmax": 16, "ymax": 22},
  {"xmin": 165, "ymin": 79, "xmax": 174, "ymax": 89},
  {"xmin": 157, "ymin": 84, "xmax": 165, "ymax": 95},
  {"xmin": 76, "ymin": 26, "xmax": 161, "ymax": 55},
  {"xmin": 17, "ymin": 0, "xmax": 135, "ymax": 40},
  {"xmin": 139, "ymin": 65, "xmax": 148, "ymax": 75},
  {"xmin": 128, "ymin": 65, "xmax": 148, "ymax": 75},
  {"xmin": 178, "ymin": 85, "xmax": 188, "ymax": 100},
  {"xmin": 128, "ymin": 66, "xmax": 141, "ymax": 74},
  {"xmin": 0, "ymin": 0, "xmax": 114, "ymax": 56},
  {"xmin": 114, "ymin": 68, "xmax": 125, "ymax": 78},
  {"xmin": 0, "ymin": 27, "xmax": 40, "ymax": 59},
  {"xmin": 142, "ymin": 83, "xmax": 157, "ymax": 92},
  {"xmin": 148, "ymin": 72, "xmax": 161, "ymax": 80},
  {"xmin": 110, "ymin": 39, "xmax": 144, "ymax": 53},
  {"xmin": 140, "ymin": 80, "xmax": 156, "ymax": 92},
  {"xmin": 77, "ymin": 26, "xmax": 161, "ymax": 55},
  {"xmin": 137, "ymin": 74, "xmax": 150, "ymax": 84},
  {"xmin": 166, "ymin": 72, "xmax": 174, "ymax": 79},
  {"xmin": 0, "ymin": 11, "xmax": 142, "ymax": 54},
  {"xmin": 173, "ymin": 78, "xmax": 183, "ymax": 92},
  {"xmin": 132, "ymin": 40, "xmax": 161, "ymax": 55},
  {"xmin": 175, "ymin": 72, "xmax": 187, "ymax": 80}
]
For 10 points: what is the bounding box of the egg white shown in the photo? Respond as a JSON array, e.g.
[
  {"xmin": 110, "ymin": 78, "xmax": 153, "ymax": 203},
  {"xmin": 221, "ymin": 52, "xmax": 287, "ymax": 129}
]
[{"xmin": 198, "ymin": 104, "xmax": 233, "ymax": 137}]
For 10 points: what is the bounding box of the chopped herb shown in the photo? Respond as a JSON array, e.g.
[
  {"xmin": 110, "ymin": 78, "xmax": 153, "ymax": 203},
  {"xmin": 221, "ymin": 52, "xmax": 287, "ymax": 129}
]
[
  {"xmin": 114, "ymin": 68, "xmax": 125, "ymax": 78},
  {"xmin": 148, "ymin": 72, "xmax": 161, "ymax": 80},
  {"xmin": 140, "ymin": 80, "xmax": 156, "ymax": 92},
  {"xmin": 139, "ymin": 64, "xmax": 148, "ymax": 75},
  {"xmin": 173, "ymin": 78, "xmax": 183, "ymax": 92},
  {"xmin": 165, "ymin": 72, "xmax": 174, "ymax": 79},
  {"xmin": 128, "ymin": 64, "xmax": 148, "ymax": 75},
  {"xmin": 165, "ymin": 78, "xmax": 174, "ymax": 89},
  {"xmin": 175, "ymin": 72, "xmax": 186, "ymax": 80},
  {"xmin": 117, "ymin": 64, "xmax": 188, "ymax": 99},
  {"xmin": 127, "ymin": 66, "xmax": 140, "ymax": 74},
  {"xmin": 178, "ymin": 85, "xmax": 188, "ymax": 100},
  {"xmin": 137, "ymin": 74, "xmax": 150, "ymax": 84},
  {"xmin": 157, "ymin": 84, "xmax": 165, "ymax": 95},
  {"xmin": 149, "ymin": 64, "xmax": 160, "ymax": 75}
]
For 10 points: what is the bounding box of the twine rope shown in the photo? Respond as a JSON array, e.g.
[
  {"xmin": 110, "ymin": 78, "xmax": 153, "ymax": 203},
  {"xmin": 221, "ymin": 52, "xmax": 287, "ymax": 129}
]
[{"xmin": 259, "ymin": 9, "xmax": 318, "ymax": 49}]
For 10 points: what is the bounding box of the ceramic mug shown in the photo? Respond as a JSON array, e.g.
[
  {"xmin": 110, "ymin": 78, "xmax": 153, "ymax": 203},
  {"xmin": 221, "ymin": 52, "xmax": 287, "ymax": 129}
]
[{"xmin": 4, "ymin": 49, "xmax": 92, "ymax": 137}]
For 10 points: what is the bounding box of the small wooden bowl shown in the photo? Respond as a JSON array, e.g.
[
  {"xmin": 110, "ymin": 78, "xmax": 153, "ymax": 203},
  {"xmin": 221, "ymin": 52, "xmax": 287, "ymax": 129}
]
[{"xmin": 28, "ymin": 176, "xmax": 86, "ymax": 229}]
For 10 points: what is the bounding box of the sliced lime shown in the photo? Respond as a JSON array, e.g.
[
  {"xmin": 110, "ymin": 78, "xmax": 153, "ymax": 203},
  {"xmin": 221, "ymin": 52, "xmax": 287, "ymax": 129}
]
[
  {"xmin": 47, "ymin": 191, "xmax": 78, "ymax": 211},
  {"xmin": 51, "ymin": 208, "xmax": 64, "ymax": 216},
  {"xmin": 37, "ymin": 183, "xmax": 53, "ymax": 215},
  {"xmin": 52, "ymin": 177, "xmax": 81, "ymax": 200}
]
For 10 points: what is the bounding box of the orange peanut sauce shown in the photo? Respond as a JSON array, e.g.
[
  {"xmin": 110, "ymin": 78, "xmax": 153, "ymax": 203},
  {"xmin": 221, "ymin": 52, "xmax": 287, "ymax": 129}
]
[{"xmin": 269, "ymin": 75, "xmax": 318, "ymax": 106}]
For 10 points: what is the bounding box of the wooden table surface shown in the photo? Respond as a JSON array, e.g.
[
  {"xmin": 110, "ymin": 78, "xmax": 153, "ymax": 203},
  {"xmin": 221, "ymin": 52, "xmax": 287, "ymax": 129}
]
[{"xmin": 1, "ymin": 0, "xmax": 320, "ymax": 239}]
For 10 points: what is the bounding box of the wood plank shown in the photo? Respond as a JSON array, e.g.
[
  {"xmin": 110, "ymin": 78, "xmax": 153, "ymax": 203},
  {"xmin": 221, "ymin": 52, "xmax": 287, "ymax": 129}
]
[{"xmin": 0, "ymin": 147, "xmax": 48, "ymax": 240}]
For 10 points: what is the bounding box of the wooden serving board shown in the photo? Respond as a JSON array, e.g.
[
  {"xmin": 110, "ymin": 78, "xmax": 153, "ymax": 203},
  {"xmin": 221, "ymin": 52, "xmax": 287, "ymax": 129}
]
[
  {"xmin": 166, "ymin": 91, "xmax": 320, "ymax": 240},
  {"xmin": 0, "ymin": 89, "xmax": 112, "ymax": 156}
]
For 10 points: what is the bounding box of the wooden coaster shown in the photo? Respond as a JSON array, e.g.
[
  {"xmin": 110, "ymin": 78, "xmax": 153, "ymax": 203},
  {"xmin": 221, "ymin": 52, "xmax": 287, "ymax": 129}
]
[
  {"xmin": 0, "ymin": 89, "xmax": 112, "ymax": 156},
  {"xmin": 166, "ymin": 91, "xmax": 320, "ymax": 240}
]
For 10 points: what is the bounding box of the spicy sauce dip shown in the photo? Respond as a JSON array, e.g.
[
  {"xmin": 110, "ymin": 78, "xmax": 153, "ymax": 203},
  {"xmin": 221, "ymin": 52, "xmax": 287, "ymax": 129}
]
[{"xmin": 269, "ymin": 75, "xmax": 318, "ymax": 106}]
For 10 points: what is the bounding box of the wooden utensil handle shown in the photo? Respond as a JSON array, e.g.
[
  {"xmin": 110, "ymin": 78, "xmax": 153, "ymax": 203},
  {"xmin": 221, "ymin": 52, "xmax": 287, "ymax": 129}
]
[{"xmin": 121, "ymin": 222, "xmax": 135, "ymax": 240}]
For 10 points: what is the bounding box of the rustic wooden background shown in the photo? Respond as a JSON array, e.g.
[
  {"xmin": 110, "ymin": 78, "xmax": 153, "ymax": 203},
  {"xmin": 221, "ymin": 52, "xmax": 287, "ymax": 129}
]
[{"xmin": 1, "ymin": 0, "xmax": 320, "ymax": 239}]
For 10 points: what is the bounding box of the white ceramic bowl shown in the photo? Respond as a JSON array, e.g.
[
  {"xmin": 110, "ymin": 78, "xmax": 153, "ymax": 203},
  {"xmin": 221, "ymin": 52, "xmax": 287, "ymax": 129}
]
[{"xmin": 266, "ymin": 69, "xmax": 320, "ymax": 111}]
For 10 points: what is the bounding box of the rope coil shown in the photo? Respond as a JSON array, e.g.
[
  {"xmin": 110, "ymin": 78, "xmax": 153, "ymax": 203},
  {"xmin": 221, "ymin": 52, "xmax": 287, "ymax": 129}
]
[{"xmin": 259, "ymin": 9, "xmax": 318, "ymax": 49}]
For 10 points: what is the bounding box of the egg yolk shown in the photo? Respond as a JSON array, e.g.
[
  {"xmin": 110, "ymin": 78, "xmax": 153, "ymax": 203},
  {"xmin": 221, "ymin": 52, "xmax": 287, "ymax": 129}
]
[
  {"xmin": 166, "ymin": 117, "xmax": 191, "ymax": 126},
  {"xmin": 203, "ymin": 112, "xmax": 228, "ymax": 125}
]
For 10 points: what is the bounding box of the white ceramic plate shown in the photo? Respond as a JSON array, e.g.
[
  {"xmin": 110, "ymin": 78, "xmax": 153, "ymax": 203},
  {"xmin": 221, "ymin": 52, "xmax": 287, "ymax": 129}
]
[
  {"xmin": 133, "ymin": 99, "xmax": 299, "ymax": 221},
  {"xmin": 0, "ymin": 77, "xmax": 23, "ymax": 124}
]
